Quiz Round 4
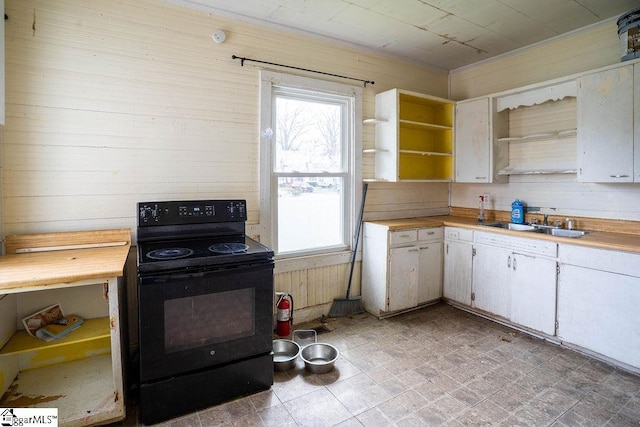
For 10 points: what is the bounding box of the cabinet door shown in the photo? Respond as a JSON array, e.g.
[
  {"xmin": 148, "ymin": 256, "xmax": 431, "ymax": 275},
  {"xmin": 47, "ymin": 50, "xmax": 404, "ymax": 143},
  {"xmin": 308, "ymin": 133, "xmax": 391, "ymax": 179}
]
[
  {"xmin": 417, "ymin": 242, "xmax": 443, "ymax": 304},
  {"xmin": 635, "ymin": 64, "xmax": 640, "ymax": 182},
  {"xmin": 455, "ymin": 98, "xmax": 490, "ymax": 183},
  {"xmin": 388, "ymin": 246, "xmax": 419, "ymax": 312},
  {"xmin": 0, "ymin": 0, "xmax": 4, "ymax": 125},
  {"xmin": 578, "ymin": 64, "xmax": 634, "ymax": 182},
  {"xmin": 472, "ymin": 244, "xmax": 510, "ymax": 319},
  {"xmin": 443, "ymin": 240, "xmax": 473, "ymax": 306},
  {"xmin": 510, "ymin": 253, "xmax": 556, "ymax": 335},
  {"xmin": 558, "ymin": 265, "xmax": 640, "ymax": 369}
]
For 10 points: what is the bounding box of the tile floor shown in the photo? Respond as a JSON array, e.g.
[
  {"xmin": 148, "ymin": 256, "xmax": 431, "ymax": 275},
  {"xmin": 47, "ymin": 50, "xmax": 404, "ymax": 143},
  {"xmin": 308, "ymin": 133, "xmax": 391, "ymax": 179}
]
[{"xmin": 118, "ymin": 303, "xmax": 640, "ymax": 426}]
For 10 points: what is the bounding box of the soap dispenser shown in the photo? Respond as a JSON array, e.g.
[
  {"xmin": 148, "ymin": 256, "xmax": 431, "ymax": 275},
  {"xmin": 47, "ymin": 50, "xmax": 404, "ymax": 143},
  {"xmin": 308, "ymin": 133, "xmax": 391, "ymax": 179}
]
[
  {"xmin": 478, "ymin": 195, "xmax": 485, "ymax": 223},
  {"xmin": 511, "ymin": 199, "xmax": 524, "ymax": 224}
]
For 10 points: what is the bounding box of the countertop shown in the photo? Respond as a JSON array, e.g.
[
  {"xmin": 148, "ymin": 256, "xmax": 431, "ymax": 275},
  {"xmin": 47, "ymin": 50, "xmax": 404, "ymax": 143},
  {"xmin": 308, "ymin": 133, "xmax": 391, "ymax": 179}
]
[
  {"xmin": 0, "ymin": 228, "xmax": 131, "ymax": 293},
  {"xmin": 366, "ymin": 215, "xmax": 640, "ymax": 255}
]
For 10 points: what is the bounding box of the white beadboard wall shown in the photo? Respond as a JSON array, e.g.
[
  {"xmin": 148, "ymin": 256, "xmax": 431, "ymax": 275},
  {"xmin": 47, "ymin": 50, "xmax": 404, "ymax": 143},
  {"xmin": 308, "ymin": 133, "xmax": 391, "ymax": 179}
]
[
  {"xmin": 1, "ymin": 0, "xmax": 450, "ymax": 317},
  {"xmin": 450, "ymin": 20, "xmax": 640, "ymax": 221}
]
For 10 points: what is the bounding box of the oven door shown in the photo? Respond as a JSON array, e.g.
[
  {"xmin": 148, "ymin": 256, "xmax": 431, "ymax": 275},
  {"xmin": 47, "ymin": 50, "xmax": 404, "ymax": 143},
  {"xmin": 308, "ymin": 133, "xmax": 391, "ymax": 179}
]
[{"xmin": 138, "ymin": 259, "xmax": 274, "ymax": 383}]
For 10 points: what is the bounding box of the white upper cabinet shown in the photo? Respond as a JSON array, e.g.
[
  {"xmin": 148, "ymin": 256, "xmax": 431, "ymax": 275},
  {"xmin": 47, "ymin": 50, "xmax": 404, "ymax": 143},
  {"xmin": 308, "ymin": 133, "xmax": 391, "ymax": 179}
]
[
  {"xmin": 577, "ymin": 64, "xmax": 634, "ymax": 182},
  {"xmin": 371, "ymin": 89, "xmax": 454, "ymax": 182},
  {"xmin": 1, "ymin": 0, "xmax": 5, "ymax": 125},
  {"xmin": 636, "ymin": 64, "xmax": 640, "ymax": 182},
  {"xmin": 455, "ymin": 97, "xmax": 508, "ymax": 183}
]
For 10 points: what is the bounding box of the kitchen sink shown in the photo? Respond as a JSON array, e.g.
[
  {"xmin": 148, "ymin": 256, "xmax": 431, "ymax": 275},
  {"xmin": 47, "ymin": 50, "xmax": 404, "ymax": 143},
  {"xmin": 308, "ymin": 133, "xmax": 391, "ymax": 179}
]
[
  {"xmin": 483, "ymin": 222, "xmax": 541, "ymax": 232},
  {"xmin": 539, "ymin": 228, "xmax": 588, "ymax": 238},
  {"xmin": 482, "ymin": 222, "xmax": 587, "ymax": 238}
]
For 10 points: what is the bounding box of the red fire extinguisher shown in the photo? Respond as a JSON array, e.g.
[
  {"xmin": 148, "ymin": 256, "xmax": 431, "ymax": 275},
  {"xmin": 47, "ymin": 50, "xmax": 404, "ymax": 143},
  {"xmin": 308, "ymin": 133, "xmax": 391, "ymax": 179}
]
[{"xmin": 276, "ymin": 293, "xmax": 293, "ymax": 337}]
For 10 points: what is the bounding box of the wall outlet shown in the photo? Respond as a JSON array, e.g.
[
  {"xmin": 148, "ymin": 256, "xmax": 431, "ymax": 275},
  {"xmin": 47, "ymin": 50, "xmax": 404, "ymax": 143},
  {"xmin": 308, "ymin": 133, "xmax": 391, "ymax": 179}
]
[{"xmin": 483, "ymin": 193, "xmax": 491, "ymax": 206}]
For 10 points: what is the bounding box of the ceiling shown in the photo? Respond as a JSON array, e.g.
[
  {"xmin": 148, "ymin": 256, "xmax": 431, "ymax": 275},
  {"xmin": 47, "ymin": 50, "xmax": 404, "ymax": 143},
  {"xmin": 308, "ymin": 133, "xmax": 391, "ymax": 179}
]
[{"xmin": 167, "ymin": 0, "xmax": 638, "ymax": 70}]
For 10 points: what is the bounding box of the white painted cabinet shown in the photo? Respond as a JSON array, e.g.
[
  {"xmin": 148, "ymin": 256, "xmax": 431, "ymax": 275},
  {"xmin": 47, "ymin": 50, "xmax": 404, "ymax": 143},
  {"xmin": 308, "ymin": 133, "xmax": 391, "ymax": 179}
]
[
  {"xmin": 509, "ymin": 252, "xmax": 557, "ymax": 335},
  {"xmin": 472, "ymin": 243, "xmax": 511, "ymax": 319},
  {"xmin": 557, "ymin": 245, "xmax": 640, "ymax": 370},
  {"xmin": 0, "ymin": 230, "xmax": 129, "ymax": 426},
  {"xmin": 577, "ymin": 64, "xmax": 635, "ymax": 182},
  {"xmin": 388, "ymin": 245, "xmax": 419, "ymax": 312},
  {"xmin": 417, "ymin": 229, "xmax": 443, "ymax": 304},
  {"xmin": 372, "ymin": 89, "xmax": 454, "ymax": 182},
  {"xmin": 473, "ymin": 231, "xmax": 557, "ymax": 334},
  {"xmin": 443, "ymin": 227, "xmax": 473, "ymax": 306},
  {"xmin": 455, "ymin": 98, "xmax": 491, "ymax": 183},
  {"xmin": 0, "ymin": 0, "xmax": 4, "ymax": 125},
  {"xmin": 362, "ymin": 223, "xmax": 443, "ymax": 318}
]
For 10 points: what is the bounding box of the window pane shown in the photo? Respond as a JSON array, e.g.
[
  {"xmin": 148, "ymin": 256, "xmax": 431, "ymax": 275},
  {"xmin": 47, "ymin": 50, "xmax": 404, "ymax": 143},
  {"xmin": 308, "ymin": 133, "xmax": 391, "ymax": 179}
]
[
  {"xmin": 277, "ymin": 177, "xmax": 344, "ymax": 253},
  {"xmin": 275, "ymin": 97, "xmax": 343, "ymax": 173}
]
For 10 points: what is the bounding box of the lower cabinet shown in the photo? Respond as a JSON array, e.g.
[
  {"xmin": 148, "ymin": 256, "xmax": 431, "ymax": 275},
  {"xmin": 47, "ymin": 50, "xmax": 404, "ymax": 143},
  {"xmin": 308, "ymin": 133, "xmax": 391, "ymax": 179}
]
[
  {"xmin": 443, "ymin": 227, "xmax": 474, "ymax": 306},
  {"xmin": 472, "ymin": 231, "xmax": 558, "ymax": 335},
  {"xmin": 362, "ymin": 223, "xmax": 443, "ymax": 318},
  {"xmin": 509, "ymin": 252, "xmax": 557, "ymax": 335},
  {"xmin": 557, "ymin": 245, "xmax": 640, "ymax": 370},
  {"xmin": 472, "ymin": 244, "xmax": 511, "ymax": 319}
]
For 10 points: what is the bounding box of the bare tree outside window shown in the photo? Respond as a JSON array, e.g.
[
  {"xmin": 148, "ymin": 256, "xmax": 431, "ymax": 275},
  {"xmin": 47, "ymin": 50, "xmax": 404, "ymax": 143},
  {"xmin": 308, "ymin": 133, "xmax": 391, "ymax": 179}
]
[{"xmin": 274, "ymin": 96, "xmax": 346, "ymax": 253}]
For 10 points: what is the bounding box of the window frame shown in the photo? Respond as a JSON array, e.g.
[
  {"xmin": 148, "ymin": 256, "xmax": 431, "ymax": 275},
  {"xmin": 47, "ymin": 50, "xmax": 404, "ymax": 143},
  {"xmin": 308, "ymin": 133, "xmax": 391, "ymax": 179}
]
[{"xmin": 259, "ymin": 71, "xmax": 363, "ymax": 261}]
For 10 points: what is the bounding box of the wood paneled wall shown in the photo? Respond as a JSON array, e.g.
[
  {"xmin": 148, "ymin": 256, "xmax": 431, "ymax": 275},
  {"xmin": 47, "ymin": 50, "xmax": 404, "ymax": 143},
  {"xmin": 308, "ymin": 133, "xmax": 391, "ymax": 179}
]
[
  {"xmin": 2, "ymin": 0, "xmax": 450, "ymax": 319},
  {"xmin": 2, "ymin": 0, "xmax": 448, "ymax": 236},
  {"xmin": 450, "ymin": 20, "xmax": 640, "ymax": 222},
  {"xmin": 450, "ymin": 21, "xmax": 621, "ymax": 100}
]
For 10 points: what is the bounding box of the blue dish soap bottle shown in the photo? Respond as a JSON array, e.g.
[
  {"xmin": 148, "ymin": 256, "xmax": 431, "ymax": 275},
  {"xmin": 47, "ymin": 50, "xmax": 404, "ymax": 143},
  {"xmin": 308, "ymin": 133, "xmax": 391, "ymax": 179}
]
[{"xmin": 511, "ymin": 199, "xmax": 524, "ymax": 224}]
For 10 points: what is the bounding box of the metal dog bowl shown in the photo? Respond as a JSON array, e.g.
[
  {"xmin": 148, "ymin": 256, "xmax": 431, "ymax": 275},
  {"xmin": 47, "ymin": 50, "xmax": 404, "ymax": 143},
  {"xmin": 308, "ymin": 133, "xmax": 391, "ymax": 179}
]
[
  {"xmin": 300, "ymin": 342, "xmax": 339, "ymax": 374},
  {"xmin": 273, "ymin": 339, "xmax": 300, "ymax": 371}
]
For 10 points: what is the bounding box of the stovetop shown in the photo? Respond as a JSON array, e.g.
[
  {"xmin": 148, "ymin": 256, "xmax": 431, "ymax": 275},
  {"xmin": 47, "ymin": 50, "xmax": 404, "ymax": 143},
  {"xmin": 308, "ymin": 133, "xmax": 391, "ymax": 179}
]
[
  {"xmin": 136, "ymin": 200, "xmax": 273, "ymax": 274},
  {"xmin": 137, "ymin": 234, "xmax": 273, "ymax": 274}
]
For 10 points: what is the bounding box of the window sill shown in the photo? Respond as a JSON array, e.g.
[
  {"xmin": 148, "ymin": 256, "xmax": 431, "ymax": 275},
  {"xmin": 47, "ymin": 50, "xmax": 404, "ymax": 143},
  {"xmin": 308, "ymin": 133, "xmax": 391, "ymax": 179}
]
[{"xmin": 274, "ymin": 249, "xmax": 359, "ymax": 274}]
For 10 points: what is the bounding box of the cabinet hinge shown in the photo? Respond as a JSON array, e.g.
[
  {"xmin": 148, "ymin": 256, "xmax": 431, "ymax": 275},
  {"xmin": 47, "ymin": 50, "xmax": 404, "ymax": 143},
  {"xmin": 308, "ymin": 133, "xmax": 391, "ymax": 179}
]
[
  {"xmin": 472, "ymin": 248, "xmax": 476, "ymax": 257},
  {"xmin": 556, "ymin": 265, "xmax": 560, "ymax": 275},
  {"xmin": 445, "ymin": 243, "xmax": 448, "ymax": 255},
  {"xmin": 555, "ymin": 320, "xmax": 559, "ymax": 332},
  {"xmin": 471, "ymin": 292, "xmax": 475, "ymax": 301},
  {"xmin": 103, "ymin": 283, "xmax": 109, "ymax": 300}
]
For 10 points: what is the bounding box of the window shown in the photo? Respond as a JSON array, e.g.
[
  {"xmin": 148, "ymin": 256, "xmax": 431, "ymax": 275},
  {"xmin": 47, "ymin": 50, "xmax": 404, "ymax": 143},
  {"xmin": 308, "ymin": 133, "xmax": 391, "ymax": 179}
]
[{"xmin": 260, "ymin": 71, "xmax": 362, "ymax": 257}]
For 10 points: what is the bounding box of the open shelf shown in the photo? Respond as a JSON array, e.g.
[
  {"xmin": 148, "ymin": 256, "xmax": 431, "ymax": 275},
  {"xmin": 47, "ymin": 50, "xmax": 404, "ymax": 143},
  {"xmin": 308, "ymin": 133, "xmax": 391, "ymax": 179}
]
[
  {"xmin": 373, "ymin": 89, "xmax": 454, "ymax": 182},
  {"xmin": 497, "ymin": 128, "xmax": 577, "ymax": 143},
  {"xmin": 498, "ymin": 165, "xmax": 577, "ymax": 175},
  {"xmin": 399, "ymin": 120, "xmax": 452, "ymax": 131},
  {"xmin": 0, "ymin": 354, "xmax": 123, "ymax": 426},
  {"xmin": 399, "ymin": 150, "xmax": 452, "ymax": 156},
  {"xmin": 0, "ymin": 317, "xmax": 110, "ymax": 356},
  {"xmin": 363, "ymin": 148, "xmax": 388, "ymax": 154},
  {"xmin": 363, "ymin": 118, "xmax": 387, "ymax": 125}
]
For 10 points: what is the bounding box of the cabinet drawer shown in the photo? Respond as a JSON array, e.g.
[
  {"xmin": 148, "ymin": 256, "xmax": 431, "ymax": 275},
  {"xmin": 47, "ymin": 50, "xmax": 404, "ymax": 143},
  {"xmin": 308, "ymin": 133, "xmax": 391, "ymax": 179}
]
[
  {"xmin": 389, "ymin": 229, "xmax": 417, "ymax": 246},
  {"xmin": 475, "ymin": 231, "xmax": 557, "ymax": 257},
  {"xmin": 444, "ymin": 227, "xmax": 474, "ymax": 242},
  {"xmin": 558, "ymin": 244, "xmax": 640, "ymax": 277},
  {"xmin": 418, "ymin": 227, "xmax": 443, "ymax": 242}
]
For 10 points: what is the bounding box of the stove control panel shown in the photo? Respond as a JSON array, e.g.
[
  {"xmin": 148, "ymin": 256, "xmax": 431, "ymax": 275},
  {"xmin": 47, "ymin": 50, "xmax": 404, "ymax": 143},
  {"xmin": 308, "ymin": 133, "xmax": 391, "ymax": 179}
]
[{"xmin": 138, "ymin": 200, "xmax": 247, "ymax": 225}]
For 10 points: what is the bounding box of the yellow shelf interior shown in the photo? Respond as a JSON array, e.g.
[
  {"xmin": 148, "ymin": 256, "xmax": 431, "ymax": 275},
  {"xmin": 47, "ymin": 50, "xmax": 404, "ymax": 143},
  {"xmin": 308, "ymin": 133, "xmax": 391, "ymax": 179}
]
[{"xmin": 0, "ymin": 317, "xmax": 110, "ymax": 356}]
